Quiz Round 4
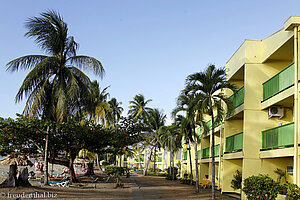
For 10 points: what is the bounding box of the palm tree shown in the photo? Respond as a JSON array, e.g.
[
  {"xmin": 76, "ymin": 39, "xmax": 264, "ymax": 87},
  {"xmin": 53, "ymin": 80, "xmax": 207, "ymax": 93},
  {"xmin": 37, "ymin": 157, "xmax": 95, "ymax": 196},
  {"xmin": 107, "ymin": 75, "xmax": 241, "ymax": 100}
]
[
  {"xmin": 148, "ymin": 108, "xmax": 166, "ymax": 173},
  {"xmin": 107, "ymin": 98, "xmax": 123, "ymax": 127},
  {"xmin": 159, "ymin": 124, "xmax": 182, "ymax": 180},
  {"xmin": 185, "ymin": 64, "xmax": 235, "ymax": 199},
  {"xmin": 174, "ymin": 114, "xmax": 194, "ymax": 185},
  {"xmin": 88, "ymin": 81, "xmax": 110, "ymax": 126},
  {"xmin": 6, "ymin": 10, "xmax": 104, "ymax": 183},
  {"xmin": 128, "ymin": 94, "xmax": 152, "ymax": 122},
  {"xmin": 173, "ymin": 92, "xmax": 200, "ymax": 189}
]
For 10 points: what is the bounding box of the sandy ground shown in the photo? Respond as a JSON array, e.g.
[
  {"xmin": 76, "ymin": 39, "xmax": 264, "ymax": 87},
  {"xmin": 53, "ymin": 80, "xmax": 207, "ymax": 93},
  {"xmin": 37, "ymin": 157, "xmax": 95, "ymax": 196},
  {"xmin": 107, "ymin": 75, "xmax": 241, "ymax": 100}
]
[
  {"xmin": 0, "ymin": 165, "xmax": 236, "ymax": 200},
  {"xmin": 130, "ymin": 173, "xmax": 235, "ymax": 200}
]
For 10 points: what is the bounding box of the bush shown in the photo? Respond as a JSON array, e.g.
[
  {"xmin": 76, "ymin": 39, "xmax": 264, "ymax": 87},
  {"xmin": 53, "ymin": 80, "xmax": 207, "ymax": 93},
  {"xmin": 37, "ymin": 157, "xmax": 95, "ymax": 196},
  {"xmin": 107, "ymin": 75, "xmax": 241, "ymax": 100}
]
[
  {"xmin": 243, "ymin": 174, "xmax": 280, "ymax": 200},
  {"xmin": 104, "ymin": 165, "xmax": 126, "ymax": 175},
  {"xmin": 286, "ymin": 183, "xmax": 300, "ymax": 200},
  {"xmin": 231, "ymin": 170, "xmax": 242, "ymax": 190},
  {"xmin": 165, "ymin": 174, "xmax": 177, "ymax": 180},
  {"xmin": 102, "ymin": 161, "xmax": 110, "ymax": 166},
  {"xmin": 166, "ymin": 167, "xmax": 178, "ymax": 175},
  {"xmin": 180, "ymin": 179, "xmax": 194, "ymax": 185}
]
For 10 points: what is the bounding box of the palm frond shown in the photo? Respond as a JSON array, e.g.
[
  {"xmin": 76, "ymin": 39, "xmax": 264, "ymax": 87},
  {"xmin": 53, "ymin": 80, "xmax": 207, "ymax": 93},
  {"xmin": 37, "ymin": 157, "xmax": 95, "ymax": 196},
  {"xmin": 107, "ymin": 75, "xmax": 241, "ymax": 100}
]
[
  {"xmin": 67, "ymin": 56, "xmax": 105, "ymax": 78},
  {"xmin": 6, "ymin": 55, "xmax": 47, "ymax": 72}
]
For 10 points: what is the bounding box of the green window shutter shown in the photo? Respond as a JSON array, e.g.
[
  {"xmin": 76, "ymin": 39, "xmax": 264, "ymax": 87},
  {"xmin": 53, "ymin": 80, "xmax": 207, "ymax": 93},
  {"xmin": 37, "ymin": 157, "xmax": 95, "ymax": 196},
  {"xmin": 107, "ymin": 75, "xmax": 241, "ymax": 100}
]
[
  {"xmin": 278, "ymin": 123, "xmax": 294, "ymax": 147},
  {"xmin": 234, "ymin": 132, "xmax": 243, "ymax": 151}
]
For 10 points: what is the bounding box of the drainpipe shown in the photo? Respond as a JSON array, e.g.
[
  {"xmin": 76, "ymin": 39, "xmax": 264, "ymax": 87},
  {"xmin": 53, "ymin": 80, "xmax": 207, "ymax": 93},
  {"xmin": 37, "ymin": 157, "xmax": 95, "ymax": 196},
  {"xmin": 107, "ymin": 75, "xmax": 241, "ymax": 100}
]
[{"xmin": 293, "ymin": 26, "xmax": 299, "ymax": 185}]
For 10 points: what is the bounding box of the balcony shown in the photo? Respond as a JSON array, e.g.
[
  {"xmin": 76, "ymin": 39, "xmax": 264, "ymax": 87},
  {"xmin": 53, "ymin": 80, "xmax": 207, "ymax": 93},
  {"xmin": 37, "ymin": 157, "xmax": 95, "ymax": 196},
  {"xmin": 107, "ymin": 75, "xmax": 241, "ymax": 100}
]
[
  {"xmin": 225, "ymin": 132, "xmax": 243, "ymax": 153},
  {"xmin": 263, "ymin": 63, "xmax": 294, "ymax": 101},
  {"xmin": 262, "ymin": 122, "xmax": 294, "ymax": 150},
  {"xmin": 229, "ymin": 86, "xmax": 244, "ymax": 108},
  {"xmin": 201, "ymin": 145, "xmax": 220, "ymax": 159}
]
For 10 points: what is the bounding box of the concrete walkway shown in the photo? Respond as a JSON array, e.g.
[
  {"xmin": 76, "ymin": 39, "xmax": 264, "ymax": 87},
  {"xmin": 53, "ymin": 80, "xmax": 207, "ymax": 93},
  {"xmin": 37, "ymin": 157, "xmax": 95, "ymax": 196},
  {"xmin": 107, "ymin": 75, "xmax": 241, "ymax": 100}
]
[{"xmin": 130, "ymin": 173, "xmax": 236, "ymax": 200}]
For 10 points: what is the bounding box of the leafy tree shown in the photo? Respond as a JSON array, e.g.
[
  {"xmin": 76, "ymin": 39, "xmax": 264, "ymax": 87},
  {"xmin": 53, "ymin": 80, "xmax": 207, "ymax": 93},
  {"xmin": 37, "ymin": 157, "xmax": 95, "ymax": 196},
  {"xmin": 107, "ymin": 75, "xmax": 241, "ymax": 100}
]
[
  {"xmin": 0, "ymin": 116, "xmax": 143, "ymax": 183},
  {"xmin": 185, "ymin": 64, "xmax": 235, "ymax": 198}
]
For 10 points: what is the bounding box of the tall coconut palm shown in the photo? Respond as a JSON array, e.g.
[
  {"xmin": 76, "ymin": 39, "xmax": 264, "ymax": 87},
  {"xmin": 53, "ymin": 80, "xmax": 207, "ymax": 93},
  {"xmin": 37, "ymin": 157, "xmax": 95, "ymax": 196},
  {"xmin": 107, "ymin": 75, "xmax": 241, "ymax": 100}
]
[
  {"xmin": 6, "ymin": 10, "xmax": 104, "ymax": 183},
  {"xmin": 148, "ymin": 108, "xmax": 166, "ymax": 173},
  {"xmin": 88, "ymin": 81, "xmax": 110, "ymax": 126},
  {"xmin": 173, "ymin": 92, "xmax": 199, "ymax": 189},
  {"xmin": 107, "ymin": 98, "xmax": 123, "ymax": 127},
  {"xmin": 185, "ymin": 64, "xmax": 235, "ymax": 199},
  {"xmin": 174, "ymin": 114, "xmax": 194, "ymax": 184},
  {"xmin": 128, "ymin": 94, "xmax": 152, "ymax": 122},
  {"xmin": 159, "ymin": 124, "xmax": 182, "ymax": 180}
]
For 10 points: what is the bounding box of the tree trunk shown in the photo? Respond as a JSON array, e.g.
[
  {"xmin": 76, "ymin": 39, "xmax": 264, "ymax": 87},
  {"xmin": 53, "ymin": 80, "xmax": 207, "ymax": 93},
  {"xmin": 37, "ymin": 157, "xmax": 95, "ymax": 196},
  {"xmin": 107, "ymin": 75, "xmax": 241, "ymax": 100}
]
[
  {"xmin": 194, "ymin": 140, "xmax": 199, "ymax": 193},
  {"xmin": 96, "ymin": 154, "xmax": 100, "ymax": 170},
  {"xmin": 0, "ymin": 165, "xmax": 17, "ymax": 187},
  {"xmin": 153, "ymin": 146, "xmax": 156, "ymax": 173},
  {"xmin": 44, "ymin": 126, "xmax": 50, "ymax": 186},
  {"xmin": 68, "ymin": 151, "xmax": 78, "ymax": 183},
  {"xmin": 172, "ymin": 151, "xmax": 175, "ymax": 181},
  {"xmin": 119, "ymin": 155, "xmax": 122, "ymax": 167},
  {"xmin": 144, "ymin": 147, "xmax": 154, "ymax": 176},
  {"xmin": 169, "ymin": 151, "xmax": 172, "ymax": 175},
  {"xmin": 211, "ymin": 111, "xmax": 215, "ymax": 200},
  {"xmin": 17, "ymin": 167, "xmax": 31, "ymax": 187},
  {"xmin": 138, "ymin": 153, "xmax": 142, "ymax": 170},
  {"xmin": 188, "ymin": 140, "xmax": 193, "ymax": 185},
  {"xmin": 84, "ymin": 162, "xmax": 95, "ymax": 176}
]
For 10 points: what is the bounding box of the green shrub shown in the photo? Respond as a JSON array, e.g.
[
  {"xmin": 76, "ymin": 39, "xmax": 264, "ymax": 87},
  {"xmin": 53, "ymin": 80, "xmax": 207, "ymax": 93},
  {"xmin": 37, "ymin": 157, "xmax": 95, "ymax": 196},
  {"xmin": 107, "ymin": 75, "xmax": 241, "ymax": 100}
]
[
  {"xmin": 102, "ymin": 161, "xmax": 110, "ymax": 166},
  {"xmin": 231, "ymin": 170, "xmax": 242, "ymax": 190},
  {"xmin": 286, "ymin": 183, "xmax": 300, "ymax": 200},
  {"xmin": 167, "ymin": 167, "xmax": 178, "ymax": 175},
  {"xmin": 104, "ymin": 165, "xmax": 126, "ymax": 175},
  {"xmin": 180, "ymin": 179, "xmax": 194, "ymax": 184},
  {"xmin": 243, "ymin": 174, "xmax": 280, "ymax": 200}
]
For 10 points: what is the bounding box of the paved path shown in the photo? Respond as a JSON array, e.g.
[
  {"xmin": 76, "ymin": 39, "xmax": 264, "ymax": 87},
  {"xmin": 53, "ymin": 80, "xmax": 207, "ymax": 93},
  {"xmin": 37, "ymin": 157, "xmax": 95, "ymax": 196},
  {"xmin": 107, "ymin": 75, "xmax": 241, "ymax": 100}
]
[{"xmin": 130, "ymin": 173, "xmax": 235, "ymax": 200}]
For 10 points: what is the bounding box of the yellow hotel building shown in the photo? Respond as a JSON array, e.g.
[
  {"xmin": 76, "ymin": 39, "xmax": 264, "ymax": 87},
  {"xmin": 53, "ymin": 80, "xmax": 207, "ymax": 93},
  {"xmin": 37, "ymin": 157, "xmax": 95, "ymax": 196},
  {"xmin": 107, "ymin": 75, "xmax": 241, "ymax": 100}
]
[{"xmin": 180, "ymin": 16, "xmax": 300, "ymax": 199}]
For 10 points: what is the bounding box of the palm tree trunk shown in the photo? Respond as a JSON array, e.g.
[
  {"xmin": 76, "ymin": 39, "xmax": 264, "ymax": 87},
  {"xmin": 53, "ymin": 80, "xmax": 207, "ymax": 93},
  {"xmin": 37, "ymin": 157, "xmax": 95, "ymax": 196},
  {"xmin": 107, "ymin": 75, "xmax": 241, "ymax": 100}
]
[
  {"xmin": 138, "ymin": 153, "xmax": 142, "ymax": 170},
  {"xmin": 194, "ymin": 140, "xmax": 199, "ymax": 192},
  {"xmin": 144, "ymin": 147, "xmax": 154, "ymax": 176},
  {"xmin": 170, "ymin": 140, "xmax": 172, "ymax": 175},
  {"xmin": 211, "ymin": 111, "xmax": 215, "ymax": 200},
  {"xmin": 153, "ymin": 146, "xmax": 156, "ymax": 173},
  {"xmin": 188, "ymin": 140, "xmax": 193, "ymax": 185},
  {"xmin": 44, "ymin": 126, "xmax": 50, "ymax": 186},
  {"xmin": 96, "ymin": 153, "xmax": 100, "ymax": 169},
  {"xmin": 172, "ymin": 151, "xmax": 175, "ymax": 181}
]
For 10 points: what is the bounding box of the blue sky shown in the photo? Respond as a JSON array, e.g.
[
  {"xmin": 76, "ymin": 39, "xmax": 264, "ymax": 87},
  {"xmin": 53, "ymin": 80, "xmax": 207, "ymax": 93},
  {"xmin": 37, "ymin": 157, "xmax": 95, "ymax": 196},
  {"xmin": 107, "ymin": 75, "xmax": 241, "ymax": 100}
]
[{"xmin": 1, "ymin": 0, "xmax": 300, "ymax": 123}]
